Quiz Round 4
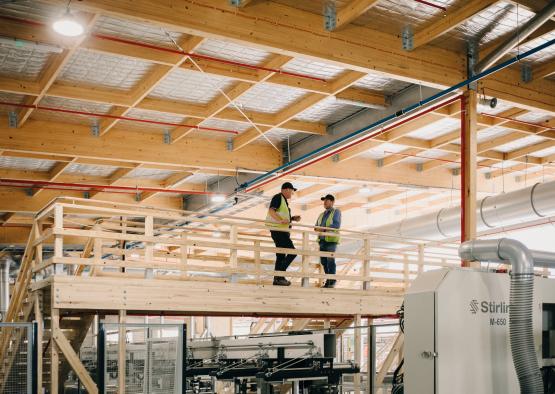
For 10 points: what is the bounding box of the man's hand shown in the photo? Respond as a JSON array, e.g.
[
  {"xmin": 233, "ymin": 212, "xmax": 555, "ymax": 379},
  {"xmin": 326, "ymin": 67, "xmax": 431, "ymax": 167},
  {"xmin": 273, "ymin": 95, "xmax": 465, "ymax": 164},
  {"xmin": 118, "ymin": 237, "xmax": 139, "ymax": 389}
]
[
  {"xmin": 291, "ymin": 215, "xmax": 301, "ymax": 222},
  {"xmin": 280, "ymin": 219, "xmax": 290, "ymax": 224}
]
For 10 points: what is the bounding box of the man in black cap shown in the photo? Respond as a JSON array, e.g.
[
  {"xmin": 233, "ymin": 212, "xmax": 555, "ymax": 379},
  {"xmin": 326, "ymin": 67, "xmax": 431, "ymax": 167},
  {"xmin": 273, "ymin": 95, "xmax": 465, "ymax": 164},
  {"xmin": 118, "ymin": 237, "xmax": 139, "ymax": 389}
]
[
  {"xmin": 265, "ymin": 182, "xmax": 301, "ymax": 286},
  {"xmin": 314, "ymin": 194, "xmax": 341, "ymax": 288}
]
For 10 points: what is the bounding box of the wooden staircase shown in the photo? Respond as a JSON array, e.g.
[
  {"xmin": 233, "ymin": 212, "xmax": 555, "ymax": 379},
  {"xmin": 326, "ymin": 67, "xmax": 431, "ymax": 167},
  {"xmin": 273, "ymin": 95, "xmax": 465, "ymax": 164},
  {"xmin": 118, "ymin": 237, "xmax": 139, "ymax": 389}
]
[
  {"xmin": 0, "ymin": 223, "xmax": 39, "ymax": 392},
  {"xmin": 0, "ymin": 223, "xmax": 99, "ymax": 394}
]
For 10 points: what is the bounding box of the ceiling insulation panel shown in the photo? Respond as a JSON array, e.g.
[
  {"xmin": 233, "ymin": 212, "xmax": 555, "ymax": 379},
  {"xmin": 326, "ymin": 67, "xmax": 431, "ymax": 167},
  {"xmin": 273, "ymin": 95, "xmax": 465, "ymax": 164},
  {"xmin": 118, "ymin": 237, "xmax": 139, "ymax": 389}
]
[
  {"xmin": 149, "ymin": 68, "xmax": 234, "ymax": 104},
  {"xmin": 58, "ymin": 49, "xmax": 154, "ymax": 91}
]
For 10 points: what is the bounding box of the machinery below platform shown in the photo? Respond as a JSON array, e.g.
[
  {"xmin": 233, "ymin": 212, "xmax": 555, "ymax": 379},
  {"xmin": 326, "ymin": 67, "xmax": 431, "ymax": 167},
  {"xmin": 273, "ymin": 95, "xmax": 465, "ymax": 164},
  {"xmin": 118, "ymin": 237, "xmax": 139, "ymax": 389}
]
[{"xmin": 186, "ymin": 332, "xmax": 358, "ymax": 394}]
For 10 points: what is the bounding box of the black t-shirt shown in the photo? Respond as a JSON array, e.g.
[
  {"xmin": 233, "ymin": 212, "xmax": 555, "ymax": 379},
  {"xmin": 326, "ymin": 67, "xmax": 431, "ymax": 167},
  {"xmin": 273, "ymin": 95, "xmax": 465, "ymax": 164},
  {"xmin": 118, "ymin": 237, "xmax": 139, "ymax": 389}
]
[{"xmin": 269, "ymin": 193, "xmax": 291, "ymax": 219}]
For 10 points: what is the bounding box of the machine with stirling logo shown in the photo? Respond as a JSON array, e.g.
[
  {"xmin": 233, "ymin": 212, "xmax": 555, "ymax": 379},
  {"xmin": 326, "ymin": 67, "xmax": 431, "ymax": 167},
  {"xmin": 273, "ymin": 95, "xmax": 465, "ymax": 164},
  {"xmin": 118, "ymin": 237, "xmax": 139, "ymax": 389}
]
[{"xmin": 403, "ymin": 239, "xmax": 555, "ymax": 394}]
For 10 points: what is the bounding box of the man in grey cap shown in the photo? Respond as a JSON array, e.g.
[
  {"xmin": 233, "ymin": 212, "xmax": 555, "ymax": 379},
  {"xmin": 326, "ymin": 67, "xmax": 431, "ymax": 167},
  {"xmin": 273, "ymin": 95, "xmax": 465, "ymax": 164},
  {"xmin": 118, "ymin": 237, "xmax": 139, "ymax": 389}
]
[
  {"xmin": 265, "ymin": 182, "xmax": 301, "ymax": 286},
  {"xmin": 314, "ymin": 194, "xmax": 341, "ymax": 288}
]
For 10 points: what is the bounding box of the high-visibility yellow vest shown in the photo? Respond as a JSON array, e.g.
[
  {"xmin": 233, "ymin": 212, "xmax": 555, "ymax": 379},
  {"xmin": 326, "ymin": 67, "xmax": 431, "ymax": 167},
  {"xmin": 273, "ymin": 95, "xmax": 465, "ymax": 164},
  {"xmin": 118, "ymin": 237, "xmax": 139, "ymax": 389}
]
[
  {"xmin": 265, "ymin": 195, "xmax": 290, "ymax": 229},
  {"xmin": 317, "ymin": 209, "xmax": 340, "ymax": 243}
]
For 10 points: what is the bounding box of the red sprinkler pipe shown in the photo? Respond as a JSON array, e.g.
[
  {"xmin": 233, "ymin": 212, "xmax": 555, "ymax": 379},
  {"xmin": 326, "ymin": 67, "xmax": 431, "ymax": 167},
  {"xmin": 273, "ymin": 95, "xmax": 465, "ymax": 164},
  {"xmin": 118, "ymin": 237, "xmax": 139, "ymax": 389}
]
[
  {"xmin": 460, "ymin": 95, "xmax": 467, "ymax": 263},
  {"xmin": 1, "ymin": 183, "xmax": 133, "ymax": 195},
  {"xmin": 0, "ymin": 102, "xmax": 239, "ymax": 134},
  {"xmin": 245, "ymin": 95, "xmax": 463, "ymax": 193},
  {"xmin": 0, "ymin": 178, "xmax": 216, "ymax": 195},
  {"xmin": 0, "ymin": 15, "xmax": 326, "ymax": 83},
  {"xmin": 480, "ymin": 112, "xmax": 555, "ymax": 130},
  {"xmin": 412, "ymin": 0, "xmax": 447, "ymax": 12}
]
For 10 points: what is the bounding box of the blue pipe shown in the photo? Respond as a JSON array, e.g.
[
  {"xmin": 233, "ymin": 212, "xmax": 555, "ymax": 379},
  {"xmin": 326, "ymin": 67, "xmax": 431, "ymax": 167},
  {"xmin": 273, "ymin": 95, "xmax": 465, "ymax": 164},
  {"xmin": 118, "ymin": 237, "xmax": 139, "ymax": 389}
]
[{"xmin": 240, "ymin": 38, "xmax": 555, "ymax": 191}]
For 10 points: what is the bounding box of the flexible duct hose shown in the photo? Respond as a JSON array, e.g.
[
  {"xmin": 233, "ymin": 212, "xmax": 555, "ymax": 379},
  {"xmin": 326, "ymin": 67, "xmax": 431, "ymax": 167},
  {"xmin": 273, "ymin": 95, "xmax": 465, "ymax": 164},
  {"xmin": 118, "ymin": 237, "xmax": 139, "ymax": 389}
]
[
  {"xmin": 510, "ymin": 274, "xmax": 543, "ymax": 393},
  {"xmin": 459, "ymin": 239, "xmax": 545, "ymax": 393}
]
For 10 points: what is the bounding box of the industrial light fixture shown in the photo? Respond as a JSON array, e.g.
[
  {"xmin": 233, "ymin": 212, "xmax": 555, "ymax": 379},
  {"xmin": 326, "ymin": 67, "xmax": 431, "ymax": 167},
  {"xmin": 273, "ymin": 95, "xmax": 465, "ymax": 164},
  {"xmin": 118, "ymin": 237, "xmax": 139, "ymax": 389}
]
[
  {"xmin": 210, "ymin": 173, "xmax": 226, "ymax": 203},
  {"xmin": 211, "ymin": 194, "xmax": 226, "ymax": 203},
  {"xmin": 52, "ymin": 8, "xmax": 84, "ymax": 37}
]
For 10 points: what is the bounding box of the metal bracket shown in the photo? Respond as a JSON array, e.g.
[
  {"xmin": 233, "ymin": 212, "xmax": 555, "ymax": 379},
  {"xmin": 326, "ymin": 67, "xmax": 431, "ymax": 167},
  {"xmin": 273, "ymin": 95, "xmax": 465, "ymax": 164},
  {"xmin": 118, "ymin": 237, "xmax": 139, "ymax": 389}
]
[
  {"xmin": 484, "ymin": 172, "xmax": 492, "ymax": 180},
  {"xmin": 323, "ymin": 1, "xmax": 336, "ymax": 31},
  {"xmin": 521, "ymin": 63, "xmax": 532, "ymax": 83},
  {"xmin": 90, "ymin": 123, "xmax": 100, "ymax": 137},
  {"xmin": 416, "ymin": 163, "xmax": 423, "ymax": 172},
  {"xmin": 227, "ymin": 137, "xmax": 233, "ymax": 152},
  {"xmin": 331, "ymin": 154, "xmax": 340, "ymax": 162},
  {"xmin": 402, "ymin": 25, "xmax": 413, "ymax": 51},
  {"xmin": 25, "ymin": 188, "xmax": 33, "ymax": 196},
  {"xmin": 467, "ymin": 40, "xmax": 478, "ymax": 91},
  {"xmin": 8, "ymin": 111, "xmax": 17, "ymax": 128},
  {"xmin": 451, "ymin": 168, "xmax": 460, "ymax": 176},
  {"xmin": 282, "ymin": 143, "xmax": 290, "ymax": 164},
  {"xmin": 164, "ymin": 130, "xmax": 171, "ymax": 144},
  {"xmin": 377, "ymin": 158, "xmax": 384, "ymax": 167},
  {"xmin": 229, "ymin": 0, "xmax": 242, "ymax": 6},
  {"xmin": 83, "ymin": 191, "xmax": 90, "ymax": 199},
  {"xmin": 135, "ymin": 192, "xmax": 141, "ymax": 202}
]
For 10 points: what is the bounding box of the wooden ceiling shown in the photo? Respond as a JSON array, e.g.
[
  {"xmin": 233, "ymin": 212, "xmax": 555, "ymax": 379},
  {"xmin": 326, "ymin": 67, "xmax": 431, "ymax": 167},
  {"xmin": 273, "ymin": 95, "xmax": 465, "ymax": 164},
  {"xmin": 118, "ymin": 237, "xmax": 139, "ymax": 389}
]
[{"xmin": 0, "ymin": 0, "xmax": 554, "ymax": 236}]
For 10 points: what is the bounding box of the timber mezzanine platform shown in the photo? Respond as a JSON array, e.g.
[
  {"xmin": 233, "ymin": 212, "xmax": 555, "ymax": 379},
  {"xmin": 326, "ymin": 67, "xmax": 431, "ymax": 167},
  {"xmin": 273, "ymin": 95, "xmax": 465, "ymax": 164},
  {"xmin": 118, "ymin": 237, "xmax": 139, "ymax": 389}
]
[
  {"xmin": 28, "ymin": 197, "xmax": 446, "ymax": 318},
  {"xmin": 0, "ymin": 197, "xmax": 461, "ymax": 393}
]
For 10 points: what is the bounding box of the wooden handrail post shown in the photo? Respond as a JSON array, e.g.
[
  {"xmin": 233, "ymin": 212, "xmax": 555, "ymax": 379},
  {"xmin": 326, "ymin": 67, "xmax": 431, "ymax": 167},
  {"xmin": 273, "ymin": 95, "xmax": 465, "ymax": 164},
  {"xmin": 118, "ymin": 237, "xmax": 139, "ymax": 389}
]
[
  {"xmin": 53, "ymin": 204, "xmax": 64, "ymax": 275},
  {"xmin": 180, "ymin": 233, "xmax": 188, "ymax": 278},
  {"xmin": 362, "ymin": 237, "xmax": 371, "ymax": 290},
  {"xmin": 93, "ymin": 237, "xmax": 102, "ymax": 277},
  {"xmin": 301, "ymin": 232, "xmax": 310, "ymax": 287},
  {"xmin": 229, "ymin": 225, "xmax": 238, "ymax": 283},
  {"xmin": 34, "ymin": 222, "xmax": 43, "ymax": 278},
  {"xmin": 144, "ymin": 215, "xmax": 154, "ymax": 279},
  {"xmin": 254, "ymin": 240, "xmax": 261, "ymax": 285}
]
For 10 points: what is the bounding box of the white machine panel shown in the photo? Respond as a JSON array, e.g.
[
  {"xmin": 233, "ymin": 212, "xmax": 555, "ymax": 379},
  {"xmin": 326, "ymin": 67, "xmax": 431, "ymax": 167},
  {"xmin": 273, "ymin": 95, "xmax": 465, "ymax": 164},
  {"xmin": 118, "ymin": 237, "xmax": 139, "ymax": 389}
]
[
  {"xmin": 405, "ymin": 268, "xmax": 554, "ymax": 394},
  {"xmin": 405, "ymin": 292, "xmax": 436, "ymax": 393}
]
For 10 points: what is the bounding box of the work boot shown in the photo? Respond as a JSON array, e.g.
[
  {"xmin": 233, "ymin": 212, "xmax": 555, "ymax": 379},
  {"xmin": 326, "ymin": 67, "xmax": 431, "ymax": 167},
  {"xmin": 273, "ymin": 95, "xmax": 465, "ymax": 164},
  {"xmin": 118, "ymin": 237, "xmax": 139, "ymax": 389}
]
[
  {"xmin": 273, "ymin": 277, "xmax": 291, "ymax": 286},
  {"xmin": 323, "ymin": 280, "xmax": 336, "ymax": 288}
]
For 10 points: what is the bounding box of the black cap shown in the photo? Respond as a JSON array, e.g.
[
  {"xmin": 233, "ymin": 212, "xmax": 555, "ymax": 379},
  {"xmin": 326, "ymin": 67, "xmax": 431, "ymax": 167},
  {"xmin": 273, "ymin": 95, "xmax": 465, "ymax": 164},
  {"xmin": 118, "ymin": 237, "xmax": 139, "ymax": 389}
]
[
  {"xmin": 321, "ymin": 194, "xmax": 335, "ymax": 201},
  {"xmin": 281, "ymin": 182, "xmax": 297, "ymax": 191}
]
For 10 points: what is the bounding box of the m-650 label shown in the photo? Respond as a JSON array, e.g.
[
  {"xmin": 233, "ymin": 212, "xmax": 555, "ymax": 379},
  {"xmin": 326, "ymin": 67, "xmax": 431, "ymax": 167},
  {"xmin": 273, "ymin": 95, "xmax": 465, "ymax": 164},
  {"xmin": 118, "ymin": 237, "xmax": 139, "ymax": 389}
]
[{"xmin": 490, "ymin": 318, "xmax": 507, "ymax": 326}]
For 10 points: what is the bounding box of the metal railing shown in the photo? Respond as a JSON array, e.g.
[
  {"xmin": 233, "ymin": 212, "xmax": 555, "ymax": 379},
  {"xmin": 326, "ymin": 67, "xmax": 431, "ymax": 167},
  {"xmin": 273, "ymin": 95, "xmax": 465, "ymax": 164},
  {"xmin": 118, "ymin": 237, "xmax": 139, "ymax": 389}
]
[{"xmin": 98, "ymin": 323, "xmax": 185, "ymax": 394}]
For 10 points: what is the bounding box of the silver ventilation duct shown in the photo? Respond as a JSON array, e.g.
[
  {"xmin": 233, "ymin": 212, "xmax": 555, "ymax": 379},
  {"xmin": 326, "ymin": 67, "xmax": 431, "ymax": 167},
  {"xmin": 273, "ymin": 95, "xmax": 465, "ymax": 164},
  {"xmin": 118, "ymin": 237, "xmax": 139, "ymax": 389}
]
[
  {"xmin": 370, "ymin": 180, "xmax": 555, "ymax": 241},
  {"xmin": 0, "ymin": 253, "xmax": 12, "ymax": 321}
]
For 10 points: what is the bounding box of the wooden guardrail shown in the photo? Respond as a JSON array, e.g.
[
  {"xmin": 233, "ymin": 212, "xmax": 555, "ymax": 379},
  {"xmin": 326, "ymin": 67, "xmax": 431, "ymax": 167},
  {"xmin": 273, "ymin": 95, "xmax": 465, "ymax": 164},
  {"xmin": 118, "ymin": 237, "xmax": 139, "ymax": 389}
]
[{"xmin": 30, "ymin": 197, "xmax": 462, "ymax": 289}]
